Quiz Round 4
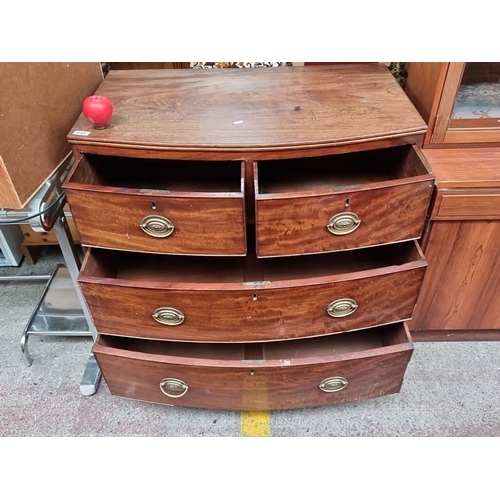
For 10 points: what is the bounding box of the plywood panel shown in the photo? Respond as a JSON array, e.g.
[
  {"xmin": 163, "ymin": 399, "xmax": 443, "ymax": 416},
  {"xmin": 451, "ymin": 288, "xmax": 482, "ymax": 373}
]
[{"xmin": 0, "ymin": 63, "xmax": 103, "ymax": 209}]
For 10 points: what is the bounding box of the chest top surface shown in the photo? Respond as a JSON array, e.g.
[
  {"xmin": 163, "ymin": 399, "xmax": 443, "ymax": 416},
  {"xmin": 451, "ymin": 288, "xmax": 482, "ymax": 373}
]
[{"xmin": 68, "ymin": 64, "xmax": 426, "ymax": 154}]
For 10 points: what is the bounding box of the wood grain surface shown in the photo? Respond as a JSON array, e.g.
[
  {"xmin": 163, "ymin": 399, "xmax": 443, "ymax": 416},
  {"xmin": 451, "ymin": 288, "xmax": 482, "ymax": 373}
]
[
  {"xmin": 409, "ymin": 220, "xmax": 500, "ymax": 331},
  {"xmin": 255, "ymin": 179, "xmax": 433, "ymax": 256},
  {"xmin": 68, "ymin": 64, "xmax": 426, "ymax": 154},
  {"xmin": 79, "ymin": 243, "xmax": 426, "ymax": 342},
  {"xmin": 254, "ymin": 144, "xmax": 433, "ymax": 256},
  {"xmin": 435, "ymin": 190, "xmax": 500, "ymax": 219},
  {"xmin": 93, "ymin": 323, "xmax": 414, "ymax": 410},
  {"xmin": 422, "ymin": 148, "xmax": 500, "ymax": 189},
  {"xmin": 66, "ymin": 65, "xmax": 426, "ymax": 408},
  {"xmin": 64, "ymin": 155, "xmax": 246, "ymax": 255}
]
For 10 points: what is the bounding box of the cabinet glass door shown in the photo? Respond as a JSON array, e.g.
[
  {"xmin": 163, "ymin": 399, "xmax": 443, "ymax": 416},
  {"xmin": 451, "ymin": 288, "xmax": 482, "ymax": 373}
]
[{"xmin": 450, "ymin": 62, "xmax": 500, "ymax": 129}]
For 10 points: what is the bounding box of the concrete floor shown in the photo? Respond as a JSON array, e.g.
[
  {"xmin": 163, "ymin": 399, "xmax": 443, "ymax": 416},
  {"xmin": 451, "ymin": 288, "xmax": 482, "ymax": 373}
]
[{"xmin": 1, "ymin": 246, "xmax": 500, "ymax": 437}]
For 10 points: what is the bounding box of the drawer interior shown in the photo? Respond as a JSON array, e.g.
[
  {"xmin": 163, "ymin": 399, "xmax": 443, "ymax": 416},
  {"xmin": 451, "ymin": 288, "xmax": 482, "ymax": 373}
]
[
  {"xmin": 81, "ymin": 240, "xmax": 424, "ymax": 284},
  {"xmin": 69, "ymin": 154, "xmax": 243, "ymax": 193},
  {"xmin": 257, "ymin": 145, "xmax": 428, "ymax": 194},
  {"xmin": 97, "ymin": 322, "xmax": 410, "ymax": 361}
]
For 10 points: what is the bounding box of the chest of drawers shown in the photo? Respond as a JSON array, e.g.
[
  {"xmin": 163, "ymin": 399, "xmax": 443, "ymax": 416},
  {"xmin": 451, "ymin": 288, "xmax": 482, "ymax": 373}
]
[{"xmin": 64, "ymin": 64, "xmax": 434, "ymax": 410}]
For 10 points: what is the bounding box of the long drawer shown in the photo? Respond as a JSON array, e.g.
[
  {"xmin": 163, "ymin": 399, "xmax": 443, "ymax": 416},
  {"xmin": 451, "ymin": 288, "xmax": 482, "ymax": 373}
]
[
  {"xmin": 79, "ymin": 241, "xmax": 427, "ymax": 342},
  {"xmin": 254, "ymin": 145, "xmax": 434, "ymax": 257},
  {"xmin": 433, "ymin": 188, "xmax": 500, "ymax": 220},
  {"xmin": 63, "ymin": 154, "xmax": 246, "ymax": 256},
  {"xmin": 93, "ymin": 322, "xmax": 414, "ymax": 410}
]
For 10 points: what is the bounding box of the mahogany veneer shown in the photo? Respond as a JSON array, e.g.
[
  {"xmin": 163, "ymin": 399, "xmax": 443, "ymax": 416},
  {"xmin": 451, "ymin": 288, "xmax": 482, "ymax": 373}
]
[
  {"xmin": 79, "ymin": 241, "xmax": 427, "ymax": 342},
  {"xmin": 64, "ymin": 155, "xmax": 246, "ymax": 256},
  {"xmin": 254, "ymin": 145, "xmax": 433, "ymax": 256},
  {"xmin": 94, "ymin": 323, "xmax": 414, "ymax": 410},
  {"xmin": 65, "ymin": 64, "xmax": 433, "ymax": 409}
]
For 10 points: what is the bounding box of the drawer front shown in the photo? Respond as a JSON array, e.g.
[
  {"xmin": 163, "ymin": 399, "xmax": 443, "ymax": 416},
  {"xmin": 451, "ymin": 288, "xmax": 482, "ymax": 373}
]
[
  {"xmin": 66, "ymin": 190, "xmax": 246, "ymax": 255},
  {"xmin": 93, "ymin": 324, "xmax": 414, "ymax": 411},
  {"xmin": 64, "ymin": 154, "xmax": 246, "ymax": 256},
  {"xmin": 254, "ymin": 145, "xmax": 434, "ymax": 257},
  {"xmin": 80, "ymin": 265, "xmax": 426, "ymax": 342},
  {"xmin": 255, "ymin": 181, "xmax": 433, "ymax": 257},
  {"xmin": 434, "ymin": 189, "xmax": 500, "ymax": 220}
]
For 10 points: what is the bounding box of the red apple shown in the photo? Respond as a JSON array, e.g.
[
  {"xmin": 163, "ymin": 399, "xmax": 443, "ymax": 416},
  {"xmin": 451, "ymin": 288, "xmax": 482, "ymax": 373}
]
[{"xmin": 82, "ymin": 95, "xmax": 113, "ymax": 129}]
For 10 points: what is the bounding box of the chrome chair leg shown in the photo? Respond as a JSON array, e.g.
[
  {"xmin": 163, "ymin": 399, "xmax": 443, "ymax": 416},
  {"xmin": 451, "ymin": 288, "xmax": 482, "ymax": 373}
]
[{"xmin": 20, "ymin": 330, "xmax": 33, "ymax": 367}]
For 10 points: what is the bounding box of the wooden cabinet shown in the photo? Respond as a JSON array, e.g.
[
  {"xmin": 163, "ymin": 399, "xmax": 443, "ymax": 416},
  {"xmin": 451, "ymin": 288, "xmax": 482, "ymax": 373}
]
[
  {"xmin": 64, "ymin": 64, "xmax": 434, "ymax": 410},
  {"xmin": 405, "ymin": 63, "xmax": 500, "ymax": 341},
  {"xmin": 408, "ymin": 148, "xmax": 500, "ymax": 340},
  {"xmin": 405, "ymin": 62, "xmax": 500, "ymax": 146}
]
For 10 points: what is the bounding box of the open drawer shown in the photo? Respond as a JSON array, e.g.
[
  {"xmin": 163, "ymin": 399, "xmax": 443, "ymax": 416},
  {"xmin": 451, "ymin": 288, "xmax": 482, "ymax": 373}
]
[
  {"xmin": 93, "ymin": 322, "xmax": 414, "ymax": 410},
  {"xmin": 79, "ymin": 240, "xmax": 427, "ymax": 342},
  {"xmin": 63, "ymin": 154, "xmax": 246, "ymax": 256},
  {"xmin": 254, "ymin": 145, "xmax": 434, "ymax": 257}
]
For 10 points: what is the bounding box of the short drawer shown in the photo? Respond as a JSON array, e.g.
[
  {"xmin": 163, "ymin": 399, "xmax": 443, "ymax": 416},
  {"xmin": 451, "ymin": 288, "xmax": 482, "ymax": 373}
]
[
  {"xmin": 63, "ymin": 154, "xmax": 246, "ymax": 256},
  {"xmin": 434, "ymin": 189, "xmax": 500, "ymax": 220},
  {"xmin": 254, "ymin": 145, "xmax": 434, "ymax": 256},
  {"xmin": 93, "ymin": 322, "xmax": 414, "ymax": 410},
  {"xmin": 79, "ymin": 241, "xmax": 427, "ymax": 342}
]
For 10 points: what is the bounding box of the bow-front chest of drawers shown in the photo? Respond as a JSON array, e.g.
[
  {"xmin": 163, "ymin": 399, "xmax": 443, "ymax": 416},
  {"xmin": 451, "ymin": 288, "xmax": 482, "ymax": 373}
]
[{"xmin": 64, "ymin": 64, "xmax": 434, "ymax": 410}]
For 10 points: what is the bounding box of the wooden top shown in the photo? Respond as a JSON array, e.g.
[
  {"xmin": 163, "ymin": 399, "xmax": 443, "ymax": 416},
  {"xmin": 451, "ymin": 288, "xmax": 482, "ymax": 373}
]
[
  {"xmin": 68, "ymin": 64, "xmax": 426, "ymax": 155},
  {"xmin": 421, "ymin": 148, "xmax": 500, "ymax": 189}
]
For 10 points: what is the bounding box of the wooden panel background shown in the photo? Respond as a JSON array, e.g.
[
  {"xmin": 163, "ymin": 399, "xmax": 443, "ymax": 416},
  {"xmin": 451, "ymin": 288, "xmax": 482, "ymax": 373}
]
[{"xmin": 0, "ymin": 63, "xmax": 103, "ymax": 209}]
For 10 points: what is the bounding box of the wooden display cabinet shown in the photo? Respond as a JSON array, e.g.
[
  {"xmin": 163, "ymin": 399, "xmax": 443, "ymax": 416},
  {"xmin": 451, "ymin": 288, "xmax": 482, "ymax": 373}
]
[
  {"xmin": 405, "ymin": 62, "xmax": 500, "ymax": 341},
  {"xmin": 408, "ymin": 148, "xmax": 500, "ymax": 341},
  {"xmin": 405, "ymin": 62, "xmax": 500, "ymax": 147}
]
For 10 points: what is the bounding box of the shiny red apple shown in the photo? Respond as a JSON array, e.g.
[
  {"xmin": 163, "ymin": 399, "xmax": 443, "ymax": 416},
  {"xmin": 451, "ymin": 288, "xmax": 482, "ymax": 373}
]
[{"xmin": 82, "ymin": 95, "xmax": 113, "ymax": 129}]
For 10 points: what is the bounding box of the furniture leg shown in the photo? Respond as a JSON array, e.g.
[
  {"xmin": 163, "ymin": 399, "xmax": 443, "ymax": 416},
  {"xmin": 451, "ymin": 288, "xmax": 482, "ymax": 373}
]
[{"xmin": 52, "ymin": 215, "xmax": 101, "ymax": 396}]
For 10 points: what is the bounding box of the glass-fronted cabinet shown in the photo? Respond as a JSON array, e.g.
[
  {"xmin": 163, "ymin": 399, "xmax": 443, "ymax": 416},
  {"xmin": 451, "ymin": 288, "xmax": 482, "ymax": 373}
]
[
  {"xmin": 405, "ymin": 62, "xmax": 500, "ymax": 146},
  {"xmin": 404, "ymin": 62, "xmax": 500, "ymax": 342}
]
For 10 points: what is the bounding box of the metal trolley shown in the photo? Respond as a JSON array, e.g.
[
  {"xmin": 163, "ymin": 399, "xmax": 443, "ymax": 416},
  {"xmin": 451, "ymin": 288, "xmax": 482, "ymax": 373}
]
[{"xmin": 0, "ymin": 154, "xmax": 101, "ymax": 395}]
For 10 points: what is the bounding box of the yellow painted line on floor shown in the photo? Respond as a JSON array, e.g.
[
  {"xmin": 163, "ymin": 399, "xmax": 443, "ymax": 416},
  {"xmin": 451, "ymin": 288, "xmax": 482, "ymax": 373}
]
[{"xmin": 241, "ymin": 411, "xmax": 271, "ymax": 437}]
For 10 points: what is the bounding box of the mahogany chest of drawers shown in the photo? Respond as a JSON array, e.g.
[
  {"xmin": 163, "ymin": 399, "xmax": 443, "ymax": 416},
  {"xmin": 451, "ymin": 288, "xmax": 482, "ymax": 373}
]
[{"xmin": 64, "ymin": 64, "xmax": 434, "ymax": 410}]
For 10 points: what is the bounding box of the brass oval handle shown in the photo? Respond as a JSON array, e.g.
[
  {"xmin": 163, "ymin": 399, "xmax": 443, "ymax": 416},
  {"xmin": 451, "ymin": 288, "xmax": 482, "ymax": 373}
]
[
  {"xmin": 327, "ymin": 211, "xmax": 361, "ymax": 235},
  {"xmin": 159, "ymin": 378, "xmax": 189, "ymax": 398},
  {"xmin": 327, "ymin": 298, "xmax": 358, "ymax": 318},
  {"xmin": 140, "ymin": 215, "xmax": 174, "ymax": 238},
  {"xmin": 319, "ymin": 376, "xmax": 348, "ymax": 393},
  {"xmin": 152, "ymin": 307, "xmax": 185, "ymax": 326}
]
